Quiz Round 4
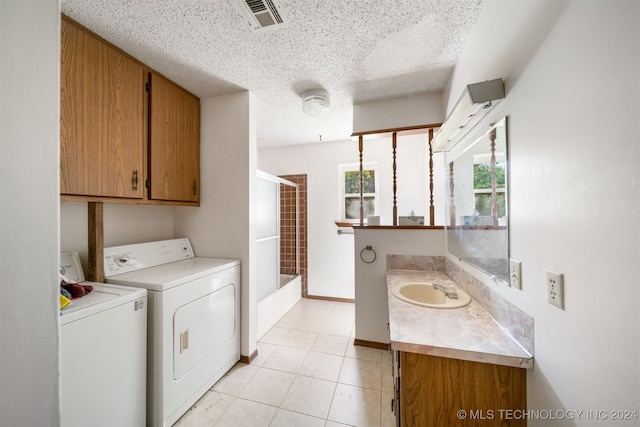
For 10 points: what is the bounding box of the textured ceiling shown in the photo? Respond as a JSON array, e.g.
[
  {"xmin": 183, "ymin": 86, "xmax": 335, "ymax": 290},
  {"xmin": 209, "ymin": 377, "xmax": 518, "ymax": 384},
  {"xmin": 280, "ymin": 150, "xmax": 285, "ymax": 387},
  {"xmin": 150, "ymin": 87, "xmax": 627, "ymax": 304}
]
[{"xmin": 61, "ymin": 0, "xmax": 484, "ymax": 147}]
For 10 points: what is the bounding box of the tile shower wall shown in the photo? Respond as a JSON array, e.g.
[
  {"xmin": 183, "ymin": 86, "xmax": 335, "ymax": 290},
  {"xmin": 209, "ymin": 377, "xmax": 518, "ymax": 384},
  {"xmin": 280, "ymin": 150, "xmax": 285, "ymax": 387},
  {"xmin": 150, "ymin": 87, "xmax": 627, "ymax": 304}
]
[{"xmin": 279, "ymin": 175, "xmax": 308, "ymax": 296}]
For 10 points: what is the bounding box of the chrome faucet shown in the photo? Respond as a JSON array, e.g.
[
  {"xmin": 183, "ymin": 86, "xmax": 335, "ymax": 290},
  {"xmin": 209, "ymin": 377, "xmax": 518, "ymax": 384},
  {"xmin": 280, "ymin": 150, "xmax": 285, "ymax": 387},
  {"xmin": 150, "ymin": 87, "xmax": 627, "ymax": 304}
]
[{"xmin": 433, "ymin": 282, "xmax": 459, "ymax": 299}]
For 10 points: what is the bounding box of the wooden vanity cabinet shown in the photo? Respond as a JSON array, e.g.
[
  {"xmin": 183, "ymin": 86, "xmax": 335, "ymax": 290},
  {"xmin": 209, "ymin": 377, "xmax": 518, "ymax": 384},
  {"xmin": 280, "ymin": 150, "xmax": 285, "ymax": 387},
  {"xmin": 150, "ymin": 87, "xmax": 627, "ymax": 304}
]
[
  {"xmin": 60, "ymin": 18, "xmax": 145, "ymax": 199},
  {"xmin": 60, "ymin": 16, "xmax": 200, "ymax": 205},
  {"xmin": 148, "ymin": 72, "xmax": 200, "ymax": 203},
  {"xmin": 393, "ymin": 351, "xmax": 527, "ymax": 427}
]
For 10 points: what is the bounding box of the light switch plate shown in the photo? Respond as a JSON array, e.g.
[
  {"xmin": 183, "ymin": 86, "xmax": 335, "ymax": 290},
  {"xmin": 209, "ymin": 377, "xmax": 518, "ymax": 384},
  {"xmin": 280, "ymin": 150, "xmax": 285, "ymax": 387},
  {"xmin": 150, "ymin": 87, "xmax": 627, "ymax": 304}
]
[{"xmin": 509, "ymin": 259, "xmax": 522, "ymax": 289}]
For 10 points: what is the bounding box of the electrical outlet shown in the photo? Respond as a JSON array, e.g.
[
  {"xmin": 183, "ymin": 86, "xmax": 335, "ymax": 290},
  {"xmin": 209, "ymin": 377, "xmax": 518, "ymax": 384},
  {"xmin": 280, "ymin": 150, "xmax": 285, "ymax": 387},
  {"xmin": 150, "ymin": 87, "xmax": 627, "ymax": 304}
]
[
  {"xmin": 509, "ymin": 259, "xmax": 522, "ymax": 289},
  {"xmin": 546, "ymin": 270, "xmax": 564, "ymax": 309}
]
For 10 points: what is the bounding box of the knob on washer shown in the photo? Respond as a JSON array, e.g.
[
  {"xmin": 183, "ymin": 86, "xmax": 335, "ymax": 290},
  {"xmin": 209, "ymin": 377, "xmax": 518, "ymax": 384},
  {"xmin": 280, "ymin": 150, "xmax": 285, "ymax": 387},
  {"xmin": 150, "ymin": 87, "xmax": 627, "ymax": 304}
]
[{"xmin": 115, "ymin": 254, "xmax": 129, "ymax": 266}]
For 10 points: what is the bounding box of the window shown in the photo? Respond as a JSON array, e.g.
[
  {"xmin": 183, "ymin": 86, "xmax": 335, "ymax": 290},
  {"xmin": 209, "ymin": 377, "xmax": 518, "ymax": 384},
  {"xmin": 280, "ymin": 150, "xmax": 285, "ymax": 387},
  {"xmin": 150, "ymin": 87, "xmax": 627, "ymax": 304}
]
[
  {"xmin": 339, "ymin": 163, "xmax": 379, "ymax": 222},
  {"xmin": 473, "ymin": 153, "xmax": 506, "ymax": 217}
]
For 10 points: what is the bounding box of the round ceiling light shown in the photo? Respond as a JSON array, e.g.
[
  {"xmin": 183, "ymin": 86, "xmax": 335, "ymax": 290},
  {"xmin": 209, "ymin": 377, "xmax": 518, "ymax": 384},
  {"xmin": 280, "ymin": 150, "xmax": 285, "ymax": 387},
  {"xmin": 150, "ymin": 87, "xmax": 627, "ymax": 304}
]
[{"xmin": 302, "ymin": 89, "xmax": 330, "ymax": 116}]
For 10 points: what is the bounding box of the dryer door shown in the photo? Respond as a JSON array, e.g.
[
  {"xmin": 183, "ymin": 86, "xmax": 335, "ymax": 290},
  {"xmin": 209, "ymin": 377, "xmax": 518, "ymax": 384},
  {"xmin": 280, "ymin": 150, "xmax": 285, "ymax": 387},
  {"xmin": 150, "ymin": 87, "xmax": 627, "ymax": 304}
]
[{"xmin": 173, "ymin": 283, "xmax": 236, "ymax": 379}]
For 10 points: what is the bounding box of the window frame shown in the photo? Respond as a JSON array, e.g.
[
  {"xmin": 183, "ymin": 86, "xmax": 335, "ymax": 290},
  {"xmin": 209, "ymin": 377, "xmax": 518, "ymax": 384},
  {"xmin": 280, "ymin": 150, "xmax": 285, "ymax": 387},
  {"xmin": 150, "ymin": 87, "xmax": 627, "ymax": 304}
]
[{"xmin": 339, "ymin": 162, "xmax": 380, "ymax": 223}]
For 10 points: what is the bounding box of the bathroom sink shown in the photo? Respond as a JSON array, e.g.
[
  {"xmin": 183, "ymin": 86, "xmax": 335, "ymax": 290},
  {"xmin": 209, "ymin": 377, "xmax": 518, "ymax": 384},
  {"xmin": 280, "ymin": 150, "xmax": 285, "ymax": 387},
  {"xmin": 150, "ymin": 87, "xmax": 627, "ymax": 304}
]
[{"xmin": 391, "ymin": 282, "xmax": 471, "ymax": 309}]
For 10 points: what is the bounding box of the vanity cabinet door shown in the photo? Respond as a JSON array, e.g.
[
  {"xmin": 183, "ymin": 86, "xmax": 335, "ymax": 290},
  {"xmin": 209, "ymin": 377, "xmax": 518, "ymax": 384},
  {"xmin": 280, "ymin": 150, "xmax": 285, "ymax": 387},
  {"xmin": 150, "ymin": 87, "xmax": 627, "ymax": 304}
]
[
  {"xmin": 399, "ymin": 352, "xmax": 527, "ymax": 427},
  {"xmin": 148, "ymin": 72, "xmax": 200, "ymax": 203},
  {"xmin": 60, "ymin": 18, "xmax": 145, "ymax": 199}
]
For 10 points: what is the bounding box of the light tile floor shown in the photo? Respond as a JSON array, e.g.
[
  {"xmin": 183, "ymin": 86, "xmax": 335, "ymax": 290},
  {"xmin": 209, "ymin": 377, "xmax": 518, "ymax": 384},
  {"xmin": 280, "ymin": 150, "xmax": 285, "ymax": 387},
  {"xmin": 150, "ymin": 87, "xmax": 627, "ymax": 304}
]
[{"xmin": 174, "ymin": 298, "xmax": 396, "ymax": 427}]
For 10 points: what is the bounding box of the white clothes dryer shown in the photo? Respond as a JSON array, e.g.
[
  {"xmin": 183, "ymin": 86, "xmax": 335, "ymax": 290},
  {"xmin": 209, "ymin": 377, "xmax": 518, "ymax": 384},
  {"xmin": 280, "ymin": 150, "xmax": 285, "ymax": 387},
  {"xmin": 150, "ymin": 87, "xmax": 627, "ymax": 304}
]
[{"xmin": 103, "ymin": 238, "xmax": 240, "ymax": 427}]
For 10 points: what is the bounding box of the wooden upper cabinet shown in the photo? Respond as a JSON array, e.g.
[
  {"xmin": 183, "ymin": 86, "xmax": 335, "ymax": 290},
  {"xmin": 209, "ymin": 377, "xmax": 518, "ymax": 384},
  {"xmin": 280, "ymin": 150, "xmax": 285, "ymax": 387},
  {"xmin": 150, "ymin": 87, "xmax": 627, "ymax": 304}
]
[
  {"xmin": 60, "ymin": 18, "xmax": 145, "ymax": 199},
  {"xmin": 60, "ymin": 16, "xmax": 200, "ymax": 205},
  {"xmin": 149, "ymin": 72, "xmax": 200, "ymax": 203}
]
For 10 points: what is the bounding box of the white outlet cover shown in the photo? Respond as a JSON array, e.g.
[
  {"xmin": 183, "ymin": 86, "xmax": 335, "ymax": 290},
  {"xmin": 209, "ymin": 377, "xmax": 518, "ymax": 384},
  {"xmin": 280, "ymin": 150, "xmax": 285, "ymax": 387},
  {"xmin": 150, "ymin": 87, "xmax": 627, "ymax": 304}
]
[
  {"xmin": 546, "ymin": 270, "xmax": 564, "ymax": 309},
  {"xmin": 509, "ymin": 259, "xmax": 522, "ymax": 289}
]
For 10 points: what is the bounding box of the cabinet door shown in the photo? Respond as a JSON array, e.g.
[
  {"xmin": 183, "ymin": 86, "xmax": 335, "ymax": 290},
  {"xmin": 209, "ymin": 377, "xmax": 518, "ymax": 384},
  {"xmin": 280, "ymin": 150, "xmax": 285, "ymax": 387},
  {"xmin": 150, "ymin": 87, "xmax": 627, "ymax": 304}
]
[
  {"xmin": 400, "ymin": 352, "xmax": 527, "ymax": 427},
  {"xmin": 149, "ymin": 72, "xmax": 200, "ymax": 203},
  {"xmin": 60, "ymin": 19, "xmax": 145, "ymax": 198}
]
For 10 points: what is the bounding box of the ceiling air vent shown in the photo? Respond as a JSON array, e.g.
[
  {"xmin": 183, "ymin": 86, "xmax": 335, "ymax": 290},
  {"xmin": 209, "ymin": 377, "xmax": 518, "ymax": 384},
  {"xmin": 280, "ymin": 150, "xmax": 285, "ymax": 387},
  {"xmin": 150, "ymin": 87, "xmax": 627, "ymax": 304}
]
[{"xmin": 233, "ymin": 0, "xmax": 288, "ymax": 31}]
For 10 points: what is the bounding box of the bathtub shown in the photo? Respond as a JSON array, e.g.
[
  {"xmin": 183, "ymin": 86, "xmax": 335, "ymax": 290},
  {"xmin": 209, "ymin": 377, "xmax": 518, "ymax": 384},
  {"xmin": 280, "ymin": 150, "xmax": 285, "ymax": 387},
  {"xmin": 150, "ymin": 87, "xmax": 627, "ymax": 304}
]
[{"xmin": 257, "ymin": 274, "xmax": 301, "ymax": 339}]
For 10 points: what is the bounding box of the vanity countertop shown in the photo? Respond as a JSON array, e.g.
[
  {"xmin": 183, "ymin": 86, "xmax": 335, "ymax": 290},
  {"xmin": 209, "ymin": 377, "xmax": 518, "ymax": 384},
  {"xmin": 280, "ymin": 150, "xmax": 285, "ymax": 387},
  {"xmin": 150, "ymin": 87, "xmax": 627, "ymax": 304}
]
[{"xmin": 387, "ymin": 269, "xmax": 533, "ymax": 369}]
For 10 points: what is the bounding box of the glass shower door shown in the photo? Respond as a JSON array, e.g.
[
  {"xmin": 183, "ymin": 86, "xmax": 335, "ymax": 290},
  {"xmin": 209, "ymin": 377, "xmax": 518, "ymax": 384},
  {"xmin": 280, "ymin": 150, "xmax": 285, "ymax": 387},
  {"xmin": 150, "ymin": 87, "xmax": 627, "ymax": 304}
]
[{"xmin": 256, "ymin": 175, "xmax": 279, "ymax": 302}]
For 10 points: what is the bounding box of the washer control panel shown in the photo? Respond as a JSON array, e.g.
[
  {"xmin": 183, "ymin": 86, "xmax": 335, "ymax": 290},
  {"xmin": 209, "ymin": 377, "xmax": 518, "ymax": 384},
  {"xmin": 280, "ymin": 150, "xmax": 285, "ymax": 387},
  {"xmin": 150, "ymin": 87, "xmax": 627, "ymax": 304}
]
[
  {"xmin": 104, "ymin": 238, "xmax": 195, "ymax": 277},
  {"xmin": 60, "ymin": 251, "xmax": 85, "ymax": 282}
]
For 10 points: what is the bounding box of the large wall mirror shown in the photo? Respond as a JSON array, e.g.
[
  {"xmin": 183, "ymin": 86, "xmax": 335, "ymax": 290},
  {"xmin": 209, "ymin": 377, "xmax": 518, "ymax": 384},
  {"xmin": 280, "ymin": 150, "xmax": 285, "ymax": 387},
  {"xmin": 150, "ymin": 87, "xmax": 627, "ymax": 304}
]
[{"xmin": 446, "ymin": 117, "xmax": 509, "ymax": 282}]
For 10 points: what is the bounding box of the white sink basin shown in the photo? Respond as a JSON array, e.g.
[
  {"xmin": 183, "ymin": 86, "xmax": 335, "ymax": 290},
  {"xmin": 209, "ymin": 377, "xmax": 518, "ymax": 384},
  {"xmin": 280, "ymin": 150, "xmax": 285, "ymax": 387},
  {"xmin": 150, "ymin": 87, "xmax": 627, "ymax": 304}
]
[{"xmin": 391, "ymin": 282, "xmax": 471, "ymax": 309}]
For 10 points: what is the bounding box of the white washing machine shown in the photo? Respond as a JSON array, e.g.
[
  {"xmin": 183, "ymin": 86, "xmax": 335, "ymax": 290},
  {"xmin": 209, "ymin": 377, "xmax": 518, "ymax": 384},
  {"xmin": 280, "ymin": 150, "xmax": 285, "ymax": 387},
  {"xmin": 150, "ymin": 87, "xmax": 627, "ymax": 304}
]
[
  {"xmin": 59, "ymin": 252, "xmax": 147, "ymax": 427},
  {"xmin": 103, "ymin": 238, "xmax": 240, "ymax": 427}
]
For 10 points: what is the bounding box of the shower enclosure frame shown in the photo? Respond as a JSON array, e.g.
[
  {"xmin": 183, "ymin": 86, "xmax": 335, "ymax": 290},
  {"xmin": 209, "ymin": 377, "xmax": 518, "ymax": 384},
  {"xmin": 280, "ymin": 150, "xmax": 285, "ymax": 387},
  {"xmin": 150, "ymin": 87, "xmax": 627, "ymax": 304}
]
[{"xmin": 256, "ymin": 170, "xmax": 300, "ymax": 302}]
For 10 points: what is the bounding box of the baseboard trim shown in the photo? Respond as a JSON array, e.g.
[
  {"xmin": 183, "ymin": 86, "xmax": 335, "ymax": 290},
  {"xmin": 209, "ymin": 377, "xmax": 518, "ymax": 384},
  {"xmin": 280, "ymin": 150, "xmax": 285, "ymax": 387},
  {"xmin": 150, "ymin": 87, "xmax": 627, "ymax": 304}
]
[
  {"xmin": 305, "ymin": 294, "xmax": 355, "ymax": 303},
  {"xmin": 239, "ymin": 349, "xmax": 258, "ymax": 364},
  {"xmin": 354, "ymin": 338, "xmax": 390, "ymax": 350}
]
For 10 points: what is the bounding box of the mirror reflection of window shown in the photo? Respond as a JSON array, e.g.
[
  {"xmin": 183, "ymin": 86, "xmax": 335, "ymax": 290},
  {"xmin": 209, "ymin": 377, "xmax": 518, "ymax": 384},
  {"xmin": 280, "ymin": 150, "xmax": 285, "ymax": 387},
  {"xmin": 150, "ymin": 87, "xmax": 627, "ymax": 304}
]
[
  {"xmin": 445, "ymin": 116, "xmax": 510, "ymax": 283},
  {"xmin": 473, "ymin": 153, "xmax": 506, "ymax": 219}
]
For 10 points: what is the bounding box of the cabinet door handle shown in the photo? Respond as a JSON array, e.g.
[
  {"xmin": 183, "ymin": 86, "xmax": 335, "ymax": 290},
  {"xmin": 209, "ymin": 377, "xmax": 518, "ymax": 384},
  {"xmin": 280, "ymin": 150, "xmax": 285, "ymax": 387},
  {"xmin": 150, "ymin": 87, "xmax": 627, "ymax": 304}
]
[
  {"xmin": 133, "ymin": 170, "xmax": 139, "ymax": 191},
  {"xmin": 192, "ymin": 180, "xmax": 197, "ymax": 196}
]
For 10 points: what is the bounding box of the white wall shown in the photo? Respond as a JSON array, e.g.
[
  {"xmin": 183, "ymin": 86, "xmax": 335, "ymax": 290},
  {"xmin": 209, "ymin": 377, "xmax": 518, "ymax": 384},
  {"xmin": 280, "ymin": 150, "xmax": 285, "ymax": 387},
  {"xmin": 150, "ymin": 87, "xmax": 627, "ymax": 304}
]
[
  {"xmin": 260, "ymin": 140, "xmax": 357, "ymax": 299},
  {"xmin": 60, "ymin": 202, "xmax": 174, "ymax": 269},
  {"xmin": 174, "ymin": 92, "xmax": 258, "ymax": 359},
  {"xmin": 259, "ymin": 133, "xmax": 444, "ymax": 299},
  {"xmin": 353, "ymin": 93, "xmax": 443, "ymax": 133},
  {"xmin": 354, "ymin": 229, "xmax": 445, "ymax": 344},
  {"xmin": 445, "ymin": 1, "xmax": 639, "ymax": 423},
  {"xmin": 0, "ymin": 1, "xmax": 61, "ymax": 425}
]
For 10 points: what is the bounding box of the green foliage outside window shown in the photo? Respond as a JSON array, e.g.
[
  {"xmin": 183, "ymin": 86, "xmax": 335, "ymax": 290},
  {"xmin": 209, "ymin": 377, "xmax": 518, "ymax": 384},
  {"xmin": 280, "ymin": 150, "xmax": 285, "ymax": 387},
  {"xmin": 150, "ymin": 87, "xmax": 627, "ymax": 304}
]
[
  {"xmin": 345, "ymin": 170, "xmax": 375, "ymax": 194},
  {"xmin": 473, "ymin": 162, "xmax": 506, "ymax": 216},
  {"xmin": 473, "ymin": 162, "xmax": 505, "ymax": 189}
]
